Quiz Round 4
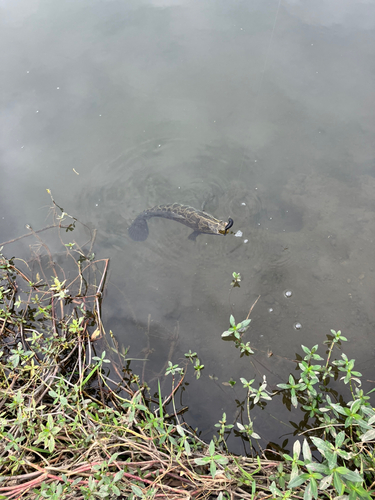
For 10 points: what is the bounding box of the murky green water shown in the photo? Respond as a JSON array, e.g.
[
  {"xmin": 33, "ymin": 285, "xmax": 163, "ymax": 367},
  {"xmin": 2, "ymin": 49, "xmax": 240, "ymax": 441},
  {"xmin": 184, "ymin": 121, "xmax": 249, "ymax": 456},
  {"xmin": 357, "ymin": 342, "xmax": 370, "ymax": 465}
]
[{"xmin": 1, "ymin": 0, "xmax": 375, "ymax": 453}]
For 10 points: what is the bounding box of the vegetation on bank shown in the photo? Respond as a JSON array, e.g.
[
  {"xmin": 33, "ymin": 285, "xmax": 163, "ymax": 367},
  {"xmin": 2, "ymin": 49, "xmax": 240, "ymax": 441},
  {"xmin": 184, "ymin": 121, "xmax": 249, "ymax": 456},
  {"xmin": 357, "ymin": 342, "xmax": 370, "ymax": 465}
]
[{"xmin": 0, "ymin": 198, "xmax": 374, "ymax": 499}]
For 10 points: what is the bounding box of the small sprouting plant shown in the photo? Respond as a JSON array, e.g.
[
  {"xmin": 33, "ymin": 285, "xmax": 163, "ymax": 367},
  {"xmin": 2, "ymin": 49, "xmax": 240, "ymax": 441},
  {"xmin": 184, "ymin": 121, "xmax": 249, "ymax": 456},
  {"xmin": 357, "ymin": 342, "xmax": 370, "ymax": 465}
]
[
  {"xmin": 194, "ymin": 358, "xmax": 204, "ymax": 379},
  {"xmin": 222, "ymin": 315, "xmax": 253, "ymax": 356},
  {"xmin": 231, "ymin": 271, "xmax": 241, "ymax": 287},
  {"xmin": 222, "ymin": 315, "xmax": 251, "ymax": 339},
  {"xmin": 50, "ymin": 277, "xmax": 69, "ymax": 300},
  {"xmin": 194, "ymin": 440, "xmax": 228, "ymax": 478},
  {"xmin": 184, "ymin": 350, "xmax": 204, "ymax": 379},
  {"xmin": 34, "ymin": 414, "xmax": 61, "ymax": 453},
  {"xmin": 68, "ymin": 316, "xmax": 85, "ymax": 334},
  {"xmin": 165, "ymin": 361, "xmax": 183, "ymax": 376},
  {"xmin": 214, "ymin": 412, "xmax": 234, "ymax": 448},
  {"xmin": 277, "ymin": 374, "xmax": 307, "ymax": 408},
  {"xmin": 184, "ymin": 350, "xmax": 197, "ymax": 362}
]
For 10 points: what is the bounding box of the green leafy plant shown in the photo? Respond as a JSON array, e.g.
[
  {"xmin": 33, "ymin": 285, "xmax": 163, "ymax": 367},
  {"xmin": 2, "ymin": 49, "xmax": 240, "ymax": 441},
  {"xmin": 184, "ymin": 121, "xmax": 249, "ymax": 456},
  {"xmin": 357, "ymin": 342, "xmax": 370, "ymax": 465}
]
[
  {"xmin": 231, "ymin": 271, "xmax": 242, "ymax": 287},
  {"xmin": 194, "ymin": 440, "xmax": 229, "ymax": 478},
  {"xmin": 222, "ymin": 314, "xmax": 251, "ymax": 339}
]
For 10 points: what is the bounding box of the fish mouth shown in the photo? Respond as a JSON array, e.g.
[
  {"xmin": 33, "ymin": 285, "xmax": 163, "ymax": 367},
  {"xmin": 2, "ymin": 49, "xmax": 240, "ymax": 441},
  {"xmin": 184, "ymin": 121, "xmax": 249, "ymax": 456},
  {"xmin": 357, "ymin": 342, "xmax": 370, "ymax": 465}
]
[{"xmin": 224, "ymin": 218, "xmax": 234, "ymax": 234}]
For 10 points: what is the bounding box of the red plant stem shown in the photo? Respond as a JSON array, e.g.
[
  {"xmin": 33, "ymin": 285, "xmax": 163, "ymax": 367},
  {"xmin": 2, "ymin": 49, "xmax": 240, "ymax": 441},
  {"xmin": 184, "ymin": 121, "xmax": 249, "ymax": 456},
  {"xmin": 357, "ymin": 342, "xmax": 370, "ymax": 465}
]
[{"xmin": 162, "ymin": 372, "xmax": 185, "ymax": 408}]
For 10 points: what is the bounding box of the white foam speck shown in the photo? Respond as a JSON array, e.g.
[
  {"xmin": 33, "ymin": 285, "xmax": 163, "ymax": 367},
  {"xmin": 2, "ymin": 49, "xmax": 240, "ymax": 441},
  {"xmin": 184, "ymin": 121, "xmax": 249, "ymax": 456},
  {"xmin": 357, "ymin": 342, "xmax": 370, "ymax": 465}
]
[{"xmin": 235, "ymin": 230, "xmax": 243, "ymax": 238}]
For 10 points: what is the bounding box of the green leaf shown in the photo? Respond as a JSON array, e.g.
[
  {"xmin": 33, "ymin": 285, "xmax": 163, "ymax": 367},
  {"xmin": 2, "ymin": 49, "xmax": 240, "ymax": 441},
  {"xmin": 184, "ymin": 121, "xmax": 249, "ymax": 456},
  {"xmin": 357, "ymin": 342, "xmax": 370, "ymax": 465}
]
[
  {"xmin": 240, "ymin": 319, "xmax": 251, "ymax": 329},
  {"xmin": 184, "ymin": 439, "xmax": 191, "ymax": 456},
  {"xmin": 293, "ymin": 440, "xmax": 301, "ymax": 459},
  {"xmin": 277, "ymin": 383, "xmax": 291, "ymax": 390},
  {"xmin": 307, "ymin": 463, "xmax": 330, "ymax": 474},
  {"xmin": 221, "ymin": 331, "xmax": 233, "ymax": 338},
  {"xmin": 229, "ymin": 315, "xmax": 236, "ymax": 327},
  {"xmin": 361, "ymin": 429, "xmax": 375, "ymax": 442},
  {"xmin": 319, "ymin": 474, "xmax": 333, "ymax": 491},
  {"xmin": 310, "ymin": 437, "xmax": 332, "ymax": 456},
  {"xmin": 351, "ymin": 399, "xmax": 362, "ymax": 414},
  {"xmin": 131, "ymin": 484, "xmax": 144, "ymax": 497},
  {"xmin": 195, "ymin": 457, "xmax": 210, "ymax": 465},
  {"xmin": 335, "ymin": 431, "xmax": 345, "ymax": 448},
  {"xmin": 333, "ymin": 471, "xmax": 344, "ymax": 494},
  {"xmin": 302, "ymin": 439, "xmax": 312, "ymax": 462},
  {"xmin": 288, "ymin": 473, "xmax": 309, "ymax": 488},
  {"xmin": 336, "ymin": 467, "xmax": 363, "ymax": 483},
  {"xmin": 310, "ymin": 478, "xmax": 318, "ymax": 500},
  {"xmin": 113, "ymin": 470, "xmax": 124, "ymax": 482},
  {"xmin": 210, "ymin": 460, "xmax": 217, "ymax": 478},
  {"xmin": 208, "ymin": 440, "xmax": 215, "ymax": 456},
  {"xmin": 291, "ymin": 390, "xmax": 298, "ymax": 408}
]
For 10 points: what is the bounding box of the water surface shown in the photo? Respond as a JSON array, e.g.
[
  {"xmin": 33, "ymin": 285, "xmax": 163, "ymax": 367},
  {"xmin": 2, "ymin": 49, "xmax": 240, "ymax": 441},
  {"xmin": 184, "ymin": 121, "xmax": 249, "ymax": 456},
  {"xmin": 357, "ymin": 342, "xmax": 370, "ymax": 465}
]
[{"xmin": 1, "ymin": 0, "xmax": 375, "ymax": 453}]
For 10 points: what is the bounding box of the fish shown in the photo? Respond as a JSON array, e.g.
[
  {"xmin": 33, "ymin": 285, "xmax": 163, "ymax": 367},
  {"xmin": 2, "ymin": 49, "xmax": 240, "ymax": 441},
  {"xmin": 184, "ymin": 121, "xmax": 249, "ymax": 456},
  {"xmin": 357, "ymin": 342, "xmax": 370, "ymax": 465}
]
[{"xmin": 128, "ymin": 203, "xmax": 234, "ymax": 242}]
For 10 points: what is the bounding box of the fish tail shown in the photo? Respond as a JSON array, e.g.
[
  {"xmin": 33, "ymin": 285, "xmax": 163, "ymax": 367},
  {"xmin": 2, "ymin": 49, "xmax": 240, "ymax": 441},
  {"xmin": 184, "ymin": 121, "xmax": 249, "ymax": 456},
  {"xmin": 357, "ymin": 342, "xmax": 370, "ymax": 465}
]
[{"xmin": 128, "ymin": 215, "xmax": 149, "ymax": 241}]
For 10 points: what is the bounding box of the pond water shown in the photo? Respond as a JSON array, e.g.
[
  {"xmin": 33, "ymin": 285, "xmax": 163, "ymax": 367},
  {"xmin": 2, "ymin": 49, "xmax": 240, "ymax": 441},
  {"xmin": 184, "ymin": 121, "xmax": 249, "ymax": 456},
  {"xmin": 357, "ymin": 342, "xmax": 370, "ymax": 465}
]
[{"xmin": 1, "ymin": 0, "xmax": 375, "ymax": 454}]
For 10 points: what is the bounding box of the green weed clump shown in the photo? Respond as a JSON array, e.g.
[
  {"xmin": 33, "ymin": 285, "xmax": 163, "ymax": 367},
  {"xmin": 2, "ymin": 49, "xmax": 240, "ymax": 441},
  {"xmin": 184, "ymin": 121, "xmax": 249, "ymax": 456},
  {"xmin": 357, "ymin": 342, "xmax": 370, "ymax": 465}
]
[
  {"xmin": 218, "ymin": 282, "xmax": 375, "ymax": 500},
  {"xmin": 0, "ymin": 204, "xmax": 374, "ymax": 499}
]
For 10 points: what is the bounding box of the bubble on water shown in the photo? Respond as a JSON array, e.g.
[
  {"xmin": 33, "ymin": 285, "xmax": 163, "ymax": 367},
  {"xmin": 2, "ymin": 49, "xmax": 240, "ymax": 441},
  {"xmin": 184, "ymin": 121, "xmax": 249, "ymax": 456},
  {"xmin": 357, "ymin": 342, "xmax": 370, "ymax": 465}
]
[
  {"xmin": 268, "ymin": 307, "xmax": 273, "ymax": 313},
  {"xmin": 283, "ymin": 290, "xmax": 293, "ymax": 298},
  {"xmin": 234, "ymin": 230, "xmax": 243, "ymax": 237},
  {"xmin": 244, "ymin": 239, "xmax": 248, "ymax": 243},
  {"xmin": 293, "ymin": 322, "xmax": 302, "ymax": 330},
  {"xmin": 241, "ymin": 202, "xmax": 246, "ymax": 206}
]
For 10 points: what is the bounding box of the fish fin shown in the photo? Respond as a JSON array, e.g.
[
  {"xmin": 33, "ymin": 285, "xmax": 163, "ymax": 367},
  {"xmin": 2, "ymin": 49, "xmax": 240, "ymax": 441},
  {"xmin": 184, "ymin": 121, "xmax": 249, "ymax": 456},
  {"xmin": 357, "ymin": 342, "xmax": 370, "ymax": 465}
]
[
  {"xmin": 128, "ymin": 217, "xmax": 149, "ymax": 241},
  {"xmin": 188, "ymin": 231, "xmax": 200, "ymax": 241},
  {"xmin": 169, "ymin": 212, "xmax": 185, "ymax": 220}
]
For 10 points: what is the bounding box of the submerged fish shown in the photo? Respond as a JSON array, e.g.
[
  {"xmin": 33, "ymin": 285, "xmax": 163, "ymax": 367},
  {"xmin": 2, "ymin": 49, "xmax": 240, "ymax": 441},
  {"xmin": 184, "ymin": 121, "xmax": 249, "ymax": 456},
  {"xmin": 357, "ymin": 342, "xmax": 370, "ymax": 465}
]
[{"xmin": 128, "ymin": 203, "xmax": 234, "ymax": 242}]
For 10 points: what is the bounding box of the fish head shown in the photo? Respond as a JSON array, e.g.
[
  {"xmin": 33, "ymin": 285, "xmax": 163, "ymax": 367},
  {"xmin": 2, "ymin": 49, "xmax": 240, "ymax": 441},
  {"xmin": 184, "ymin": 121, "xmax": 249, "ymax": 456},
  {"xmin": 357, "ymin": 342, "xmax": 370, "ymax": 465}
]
[{"xmin": 218, "ymin": 218, "xmax": 234, "ymax": 235}]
